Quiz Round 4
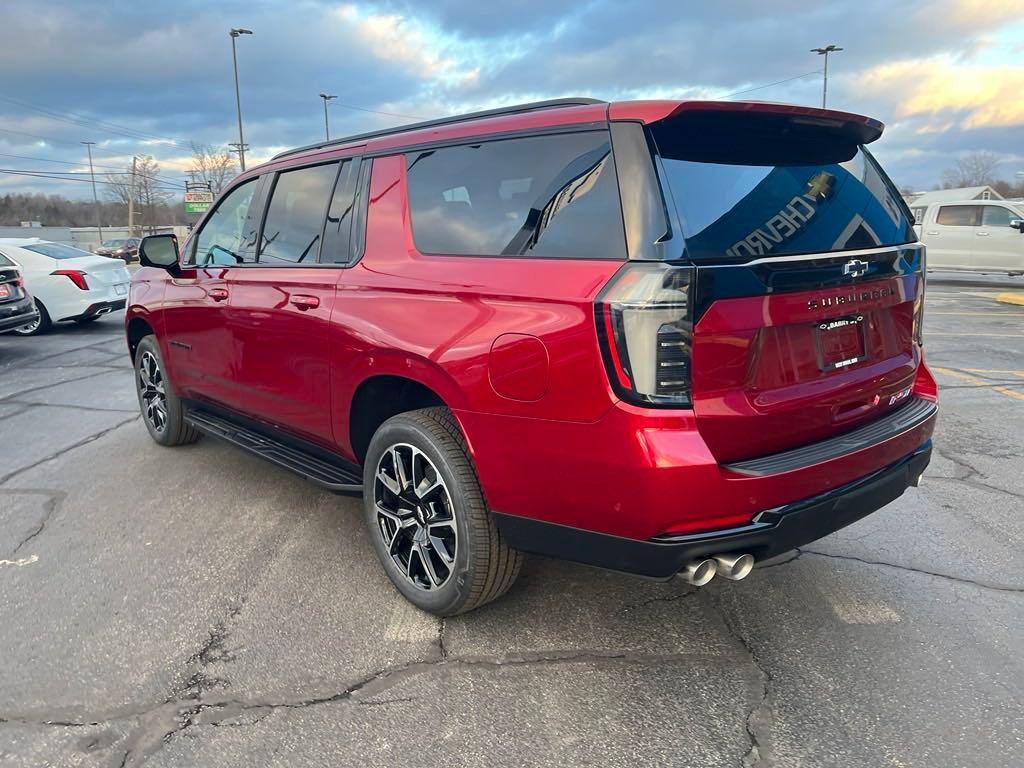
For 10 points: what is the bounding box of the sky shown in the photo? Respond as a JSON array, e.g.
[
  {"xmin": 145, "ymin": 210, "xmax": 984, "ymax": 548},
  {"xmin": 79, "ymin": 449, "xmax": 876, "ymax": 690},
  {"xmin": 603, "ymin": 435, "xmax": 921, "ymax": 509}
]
[{"xmin": 0, "ymin": 0, "xmax": 1022, "ymax": 200}]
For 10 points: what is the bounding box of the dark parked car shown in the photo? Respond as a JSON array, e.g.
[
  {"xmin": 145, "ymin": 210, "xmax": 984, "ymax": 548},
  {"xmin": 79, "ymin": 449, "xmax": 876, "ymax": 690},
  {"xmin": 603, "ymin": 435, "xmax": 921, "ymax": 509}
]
[
  {"xmin": 0, "ymin": 254, "xmax": 40, "ymax": 333},
  {"xmin": 126, "ymin": 98, "xmax": 938, "ymax": 615},
  {"xmin": 96, "ymin": 238, "xmax": 140, "ymax": 262}
]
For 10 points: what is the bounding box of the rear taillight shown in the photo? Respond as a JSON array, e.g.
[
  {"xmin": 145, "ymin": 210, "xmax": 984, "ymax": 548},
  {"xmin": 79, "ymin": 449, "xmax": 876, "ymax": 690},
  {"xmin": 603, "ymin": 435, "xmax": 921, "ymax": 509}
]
[
  {"xmin": 913, "ymin": 249, "xmax": 926, "ymax": 347},
  {"xmin": 14, "ymin": 275, "xmax": 24, "ymax": 288},
  {"xmin": 52, "ymin": 269, "xmax": 89, "ymax": 290},
  {"xmin": 596, "ymin": 263, "xmax": 694, "ymax": 407}
]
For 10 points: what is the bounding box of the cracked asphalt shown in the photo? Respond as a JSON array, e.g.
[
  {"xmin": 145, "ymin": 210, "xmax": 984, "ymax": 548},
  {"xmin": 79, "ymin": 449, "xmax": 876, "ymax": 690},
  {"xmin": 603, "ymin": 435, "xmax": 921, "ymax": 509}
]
[{"xmin": 1, "ymin": 275, "xmax": 1022, "ymax": 768}]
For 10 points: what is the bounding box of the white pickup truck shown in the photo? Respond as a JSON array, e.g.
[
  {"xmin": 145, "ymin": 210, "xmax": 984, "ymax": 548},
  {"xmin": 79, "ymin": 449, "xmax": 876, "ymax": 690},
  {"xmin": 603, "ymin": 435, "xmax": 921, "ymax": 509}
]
[{"xmin": 911, "ymin": 200, "xmax": 1024, "ymax": 276}]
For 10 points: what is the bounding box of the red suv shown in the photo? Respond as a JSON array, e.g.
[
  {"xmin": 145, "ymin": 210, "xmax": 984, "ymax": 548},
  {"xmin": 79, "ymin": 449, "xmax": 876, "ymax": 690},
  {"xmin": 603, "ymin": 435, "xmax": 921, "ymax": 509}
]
[{"xmin": 127, "ymin": 98, "xmax": 937, "ymax": 615}]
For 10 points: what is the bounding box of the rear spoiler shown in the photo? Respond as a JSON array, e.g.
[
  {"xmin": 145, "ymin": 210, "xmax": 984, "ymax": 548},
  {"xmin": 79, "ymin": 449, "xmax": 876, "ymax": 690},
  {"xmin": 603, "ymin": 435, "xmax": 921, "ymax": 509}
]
[{"xmin": 611, "ymin": 100, "xmax": 885, "ymax": 145}]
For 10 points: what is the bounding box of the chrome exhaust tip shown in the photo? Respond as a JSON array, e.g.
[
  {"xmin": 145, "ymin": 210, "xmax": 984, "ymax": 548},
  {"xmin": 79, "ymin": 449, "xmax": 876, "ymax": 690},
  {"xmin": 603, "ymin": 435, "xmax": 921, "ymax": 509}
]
[
  {"xmin": 713, "ymin": 553, "xmax": 755, "ymax": 581},
  {"xmin": 679, "ymin": 558, "xmax": 718, "ymax": 587}
]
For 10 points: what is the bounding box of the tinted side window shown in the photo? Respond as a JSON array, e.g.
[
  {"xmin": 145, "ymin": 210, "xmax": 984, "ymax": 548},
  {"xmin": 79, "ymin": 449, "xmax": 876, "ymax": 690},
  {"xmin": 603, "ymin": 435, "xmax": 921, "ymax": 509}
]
[
  {"xmin": 259, "ymin": 162, "xmax": 338, "ymax": 264},
  {"xmin": 192, "ymin": 179, "xmax": 259, "ymax": 265},
  {"xmin": 936, "ymin": 205, "xmax": 980, "ymax": 226},
  {"xmin": 320, "ymin": 159, "xmax": 358, "ymax": 263},
  {"xmin": 406, "ymin": 132, "xmax": 625, "ymax": 258},
  {"xmin": 981, "ymin": 206, "xmax": 1013, "ymax": 227}
]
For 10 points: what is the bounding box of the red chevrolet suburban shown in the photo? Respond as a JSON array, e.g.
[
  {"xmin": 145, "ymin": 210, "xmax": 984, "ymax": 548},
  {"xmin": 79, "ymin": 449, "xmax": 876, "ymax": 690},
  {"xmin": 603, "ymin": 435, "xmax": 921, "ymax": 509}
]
[{"xmin": 127, "ymin": 98, "xmax": 937, "ymax": 615}]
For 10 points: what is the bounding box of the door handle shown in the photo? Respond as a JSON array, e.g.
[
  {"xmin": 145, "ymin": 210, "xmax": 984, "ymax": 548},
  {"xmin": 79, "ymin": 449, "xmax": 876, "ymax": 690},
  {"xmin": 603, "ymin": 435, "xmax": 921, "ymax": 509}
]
[
  {"xmin": 289, "ymin": 294, "xmax": 320, "ymax": 310},
  {"xmin": 925, "ymin": 231, "xmax": 939, "ymax": 235},
  {"xmin": 208, "ymin": 287, "xmax": 229, "ymax": 301},
  {"xmin": 976, "ymin": 231, "xmax": 990, "ymax": 236}
]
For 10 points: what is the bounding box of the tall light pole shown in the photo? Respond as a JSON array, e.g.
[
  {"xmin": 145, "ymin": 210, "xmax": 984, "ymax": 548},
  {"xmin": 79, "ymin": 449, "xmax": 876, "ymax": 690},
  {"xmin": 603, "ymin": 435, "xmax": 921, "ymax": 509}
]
[
  {"xmin": 811, "ymin": 44, "xmax": 843, "ymax": 109},
  {"xmin": 81, "ymin": 141, "xmax": 103, "ymax": 243},
  {"xmin": 229, "ymin": 27, "xmax": 253, "ymax": 171},
  {"xmin": 319, "ymin": 93, "xmax": 337, "ymax": 140}
]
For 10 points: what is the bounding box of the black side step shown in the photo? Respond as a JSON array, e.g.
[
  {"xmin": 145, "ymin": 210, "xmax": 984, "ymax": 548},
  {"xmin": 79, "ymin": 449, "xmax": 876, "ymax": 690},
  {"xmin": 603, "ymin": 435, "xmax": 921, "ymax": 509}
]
[{"xmin": 184, "ymin": 408, "xmax": 363, "ymax": 493}]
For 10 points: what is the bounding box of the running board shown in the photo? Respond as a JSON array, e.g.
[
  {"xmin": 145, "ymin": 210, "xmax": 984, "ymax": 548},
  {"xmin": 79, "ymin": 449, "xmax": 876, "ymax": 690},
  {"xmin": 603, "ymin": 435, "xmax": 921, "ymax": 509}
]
[{"xmin": 184, "ymin": 408, "xmax": 363, "ymax": 493}]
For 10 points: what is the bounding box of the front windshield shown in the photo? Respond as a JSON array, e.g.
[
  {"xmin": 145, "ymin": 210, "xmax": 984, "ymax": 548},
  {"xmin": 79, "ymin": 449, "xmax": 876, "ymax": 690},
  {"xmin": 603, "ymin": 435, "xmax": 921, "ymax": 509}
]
[{"xmin": 101, "ymin": 240, "xmax": 127, "ymax": 248}]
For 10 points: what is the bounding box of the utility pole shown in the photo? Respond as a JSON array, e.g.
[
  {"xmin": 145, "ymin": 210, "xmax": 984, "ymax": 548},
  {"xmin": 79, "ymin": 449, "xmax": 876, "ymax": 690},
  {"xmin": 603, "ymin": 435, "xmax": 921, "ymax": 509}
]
[
  {"xmin": 229, "ymin": 28, "xmax": 253, "ymax": 171},
  {"xmin": 81, "ymin": 141, "xmax": 103, "ymax": 244},
  {"xmin": 811, "ymin": 45, "xmax": 843, "ymax": 108},
  {"xmin": 319, "ymin": 93, "xmax": 337, "ymax": 140},
  {"xmin": 128, "ymin": 156, "xmax": 137, "ymax": 237}
]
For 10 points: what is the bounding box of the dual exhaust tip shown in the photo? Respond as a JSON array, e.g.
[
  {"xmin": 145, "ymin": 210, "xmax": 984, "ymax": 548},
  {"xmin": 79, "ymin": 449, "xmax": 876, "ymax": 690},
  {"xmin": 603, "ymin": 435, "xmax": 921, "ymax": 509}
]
[{"xmin": 679, "ymin": 553, "xmax": 754, "ymax": 586}]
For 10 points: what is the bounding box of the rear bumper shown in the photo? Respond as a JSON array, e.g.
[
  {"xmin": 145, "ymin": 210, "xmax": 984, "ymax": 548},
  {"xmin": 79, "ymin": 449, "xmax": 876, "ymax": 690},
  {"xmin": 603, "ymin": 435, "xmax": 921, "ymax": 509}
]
[
  {"xmin": 59, "ymin": 298, "xmax": 126, "ymax": 322},
  {"xmin": 0, "ymin": 298, "xmax": 39, "ymax": 332},
  {"xmin": 494, "ymin": 442, "xmax": 931, "ymax": 579},
  {"xmin": 460, "ymin": 387, "xmax": 937, "ymax": 542}
]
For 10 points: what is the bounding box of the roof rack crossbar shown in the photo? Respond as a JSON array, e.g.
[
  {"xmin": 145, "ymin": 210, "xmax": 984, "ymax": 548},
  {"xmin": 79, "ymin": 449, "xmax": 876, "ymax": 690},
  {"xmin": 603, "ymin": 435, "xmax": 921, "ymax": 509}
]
[{"xmin": 271, "ymin": 98, "xmax": 606, "ymax": 161}]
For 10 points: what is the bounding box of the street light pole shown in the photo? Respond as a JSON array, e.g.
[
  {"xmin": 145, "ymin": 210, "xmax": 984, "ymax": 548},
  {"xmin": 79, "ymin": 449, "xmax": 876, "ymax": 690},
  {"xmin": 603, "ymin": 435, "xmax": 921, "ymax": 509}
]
[
  {"xmin": 811, "ymin": 44, "xmax": 844, "ymax": 109},
  {"xmin": 319, "ymin": 93, "xmax": 337, "ymax": 140},
  {"xmin": 229, "ymin": 27, "xmax": 253, "ymax": 171},
  {"xmin": 81, "ymin": 141, "xmax": 103, "ymax": 244}
]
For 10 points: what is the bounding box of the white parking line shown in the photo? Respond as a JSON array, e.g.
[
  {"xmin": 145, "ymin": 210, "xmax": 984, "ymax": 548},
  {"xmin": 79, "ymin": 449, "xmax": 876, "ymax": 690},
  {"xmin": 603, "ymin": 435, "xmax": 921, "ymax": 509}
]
[{"xmin": 0, "ymin": 555, "xmax": 39, "ymax": 568}]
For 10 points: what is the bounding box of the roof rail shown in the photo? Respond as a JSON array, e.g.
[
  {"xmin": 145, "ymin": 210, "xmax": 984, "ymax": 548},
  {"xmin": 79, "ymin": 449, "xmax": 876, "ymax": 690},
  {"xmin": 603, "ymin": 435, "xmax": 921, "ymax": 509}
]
[{"xmin": 271, "ymin": 97, "xmax": 606, "ymax": 161}]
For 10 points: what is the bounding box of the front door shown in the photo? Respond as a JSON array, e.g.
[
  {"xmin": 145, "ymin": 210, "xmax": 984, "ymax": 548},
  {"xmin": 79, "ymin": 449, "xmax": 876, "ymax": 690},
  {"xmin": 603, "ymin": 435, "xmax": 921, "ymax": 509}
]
[
  {"xmin": 163, "ymin": 176, "xmax": 261, "ymax": 406},
  {"xmin": 976, "ymin": 204, "xmax": 1024, "ymax": 272},
  {"xmin": 226, "ymin": 161, "xmax": 344, "ymax": 447}
]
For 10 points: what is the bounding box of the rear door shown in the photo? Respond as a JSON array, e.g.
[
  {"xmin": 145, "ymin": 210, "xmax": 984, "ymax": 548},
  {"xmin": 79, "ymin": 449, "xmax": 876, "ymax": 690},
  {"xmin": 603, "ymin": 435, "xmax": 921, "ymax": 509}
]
[
  {"xmin": 225, "ymin": 159, "xmax": 354, "ymax": 446},
  {"xmin": 927, "ymin": 204, "xmax": 980, "ymax": 270},
  {"xmin": 648, "ymin": 109, "xmax": 923, "ymax": 462},
  {"xmin": 976, "ymin": 204, "xmax": 1024, "ymax": 272}
]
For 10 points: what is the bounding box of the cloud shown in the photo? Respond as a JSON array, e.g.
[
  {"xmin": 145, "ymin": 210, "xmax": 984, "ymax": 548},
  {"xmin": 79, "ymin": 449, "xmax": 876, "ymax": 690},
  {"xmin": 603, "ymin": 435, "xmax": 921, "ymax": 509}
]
[
  {"xmin": 854, "ymin": 57, "xmax": 1024, "ymax": 130},
  {"xmin": 1, "ymin": 0, "xmax": 1023, "ymax": 198}
]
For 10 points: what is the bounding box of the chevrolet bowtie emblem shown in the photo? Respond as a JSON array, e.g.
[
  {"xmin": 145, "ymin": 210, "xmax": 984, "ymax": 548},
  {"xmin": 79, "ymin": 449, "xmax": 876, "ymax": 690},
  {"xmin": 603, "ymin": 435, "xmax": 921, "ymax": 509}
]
[
  {"xmin": 842, "ymin": 259, "xmax": 869, "ymax": 278},
  {"xmin": 806, "ymin": 172, "xmax": 835, "ymax": 201}
]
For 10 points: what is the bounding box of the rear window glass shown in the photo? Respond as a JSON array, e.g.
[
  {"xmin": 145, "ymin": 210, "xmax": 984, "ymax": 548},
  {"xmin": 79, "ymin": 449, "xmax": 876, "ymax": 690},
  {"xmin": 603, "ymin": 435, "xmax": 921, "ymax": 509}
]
[
  {"xmin": 936, "ymin": 205, "xmax": 979, "ymax": 226},
  {"xmin": 406, "ymin": 131, "xmax": 626, "ymax": 259},
  {"xmin": 653, "ymin": 125, "xmax": 915, "ymax": 262},
  {"xmin": 0, "ymin": 252, "xmax": 14, "ymax": 267},
  {"xmin": 22, "ymin": 243, "xmax": 96, "ymax": 260}
]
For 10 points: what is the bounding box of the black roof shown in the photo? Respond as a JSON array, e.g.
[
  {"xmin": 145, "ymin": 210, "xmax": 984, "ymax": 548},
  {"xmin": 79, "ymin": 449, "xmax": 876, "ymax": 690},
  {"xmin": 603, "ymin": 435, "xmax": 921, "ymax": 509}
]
[{"xmin": 272, "ymin": 98, "xmax": 606, "ymax": 161}]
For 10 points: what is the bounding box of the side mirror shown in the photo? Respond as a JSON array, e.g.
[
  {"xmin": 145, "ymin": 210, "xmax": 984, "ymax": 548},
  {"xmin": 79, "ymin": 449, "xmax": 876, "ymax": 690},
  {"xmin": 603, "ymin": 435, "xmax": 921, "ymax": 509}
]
[
  {"xmin": 1010, "ymin": 219, "xmax": 1024, "ymax": 233},
  {"xmin": 138, "ymin": 234, "xmax": 180, "ymax": 270}
]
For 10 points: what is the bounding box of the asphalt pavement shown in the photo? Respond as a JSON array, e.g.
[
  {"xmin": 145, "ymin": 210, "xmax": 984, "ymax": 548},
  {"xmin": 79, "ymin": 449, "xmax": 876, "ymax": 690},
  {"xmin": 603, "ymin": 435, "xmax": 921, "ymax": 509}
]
[{"xmin": 0, "ymin": 274, "xmax": 1021, "ymax": 767}]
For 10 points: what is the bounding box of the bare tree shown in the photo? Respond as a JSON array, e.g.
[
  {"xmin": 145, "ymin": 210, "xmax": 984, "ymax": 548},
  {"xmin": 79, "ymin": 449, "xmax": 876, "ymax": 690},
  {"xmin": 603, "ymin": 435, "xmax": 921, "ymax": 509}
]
[
  {"xmin": 104, "ymin": 155, "xmax": 176, "ymax": 232},
  {"xmin": 941, "ymin": 151, "xmax": 1001, "ymax": 189},
  {"xmin": 189, "ymin": 142, "xmax": 238, "ymax": 194}
]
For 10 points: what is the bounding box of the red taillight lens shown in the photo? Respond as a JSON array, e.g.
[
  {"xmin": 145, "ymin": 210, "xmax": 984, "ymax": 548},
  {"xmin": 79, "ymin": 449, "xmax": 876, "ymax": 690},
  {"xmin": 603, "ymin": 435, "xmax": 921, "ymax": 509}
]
[
  {"xmin": 913, "ymin": 247, "xmax": 926, "ymax": 347},
  {"xmin": 51, "ymin": 269, "xmax": 89, "ymax": 290},
  {"xmin": 14, "ymin": 274, "xmax": 24, "ymax": 287},
  {"xmin": 596, "ymin": 263, "xmax": 694, "ymax": 407}
]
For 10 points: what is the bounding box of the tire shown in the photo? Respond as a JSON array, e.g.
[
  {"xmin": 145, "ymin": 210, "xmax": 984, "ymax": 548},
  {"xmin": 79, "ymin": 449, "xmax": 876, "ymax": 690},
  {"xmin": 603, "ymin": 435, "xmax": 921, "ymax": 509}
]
[
  {"xmin": 12, "ymin": 299, "xmax": 51, "ymax": 336},
  {"xmin": 363, "ymin": 407, "xmax": 522, "ymax": 616},
  {"xmin": 134, "ymin": 335, "xmax": 201, "ymax": 447}
]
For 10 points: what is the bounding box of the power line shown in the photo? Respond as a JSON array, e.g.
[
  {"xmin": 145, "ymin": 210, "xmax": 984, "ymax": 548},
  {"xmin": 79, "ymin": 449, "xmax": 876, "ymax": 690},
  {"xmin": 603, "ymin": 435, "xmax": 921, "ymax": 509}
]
[
  {"xmin": 0, "ymin": 168, "xmax": 182, "ymax": 192},
  {"xmin": 0, "ymin": 153, "xmax": 185, "ymax": 187},
  {"xmin": 0, "ymin": 93, "xmax": 190, "ymax": 148},
  {"xmin": 332, "ymin": 101, "xmax": 429, "ymax": 120},
  {"xmin": 716, "ymin": 69, "xmax": 823, "ymax": 100},
  {"xmin": 0, "ymin": 131, "xmax": 189, "ymax": 186}
]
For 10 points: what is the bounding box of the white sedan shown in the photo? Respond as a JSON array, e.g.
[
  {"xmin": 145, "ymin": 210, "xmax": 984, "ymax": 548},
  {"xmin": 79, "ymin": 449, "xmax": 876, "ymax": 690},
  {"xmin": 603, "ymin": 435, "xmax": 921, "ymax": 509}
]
[{"xmin": 0, "ymin": 239, "xmax": 132, "ymax": 336}]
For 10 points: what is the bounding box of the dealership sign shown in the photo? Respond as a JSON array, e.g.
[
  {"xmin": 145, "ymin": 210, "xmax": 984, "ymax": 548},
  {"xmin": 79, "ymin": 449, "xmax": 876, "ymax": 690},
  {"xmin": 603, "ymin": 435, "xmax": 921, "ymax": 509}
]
[{"xmin": 184, "ymin": 190, "xmax": 214, "ymax": 214}]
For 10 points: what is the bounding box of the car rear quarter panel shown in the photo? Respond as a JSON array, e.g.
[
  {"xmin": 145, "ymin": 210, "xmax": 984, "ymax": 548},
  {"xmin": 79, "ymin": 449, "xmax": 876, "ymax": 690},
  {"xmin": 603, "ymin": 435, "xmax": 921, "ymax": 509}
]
[{"xmin": 329, "ymin": 154, "xmax": 623, "ymax": 458}]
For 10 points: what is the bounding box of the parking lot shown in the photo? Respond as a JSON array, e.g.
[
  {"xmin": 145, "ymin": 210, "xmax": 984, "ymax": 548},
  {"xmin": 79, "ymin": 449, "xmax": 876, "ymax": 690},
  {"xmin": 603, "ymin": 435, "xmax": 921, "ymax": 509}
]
[{"xmin": 0, "ymin": 276, "xmax": 1021, "ymax": 768}]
